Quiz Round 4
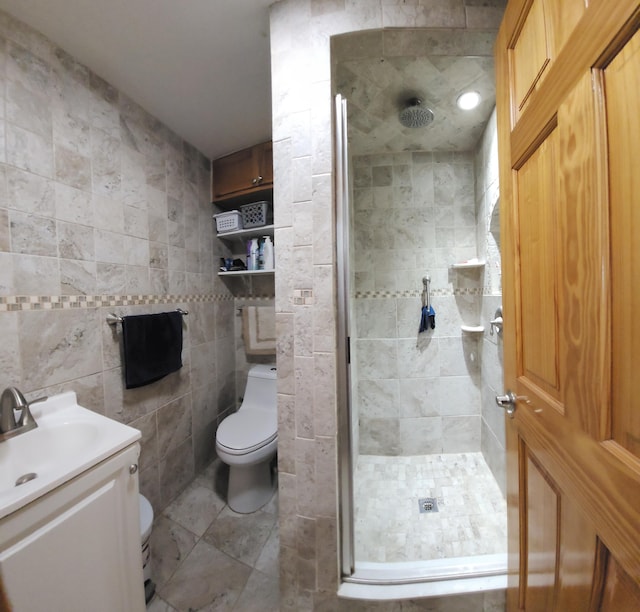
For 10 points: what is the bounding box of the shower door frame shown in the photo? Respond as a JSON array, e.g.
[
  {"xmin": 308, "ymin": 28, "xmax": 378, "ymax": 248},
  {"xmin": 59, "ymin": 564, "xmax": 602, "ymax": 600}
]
[
  {"xmin": 333, "ymin": 93, "xmax": 507, "ymax": 591},
  {"xmin": 334, "ymin": 93, "xmax": 356, "ymax": 578}
]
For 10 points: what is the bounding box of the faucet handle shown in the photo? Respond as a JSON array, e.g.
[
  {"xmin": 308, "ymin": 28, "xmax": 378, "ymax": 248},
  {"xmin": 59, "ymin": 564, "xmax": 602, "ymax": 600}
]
[
  {"xmin": 18, "ymin": 393, "xmax": 44, "ymax": 429},
  {"xmin": 18, "ymin": 403, "xmax": 37, "ymax": 429},
  {"xmin": 28, "ymin": 395, "xmax": 48, "ymax": 406}
]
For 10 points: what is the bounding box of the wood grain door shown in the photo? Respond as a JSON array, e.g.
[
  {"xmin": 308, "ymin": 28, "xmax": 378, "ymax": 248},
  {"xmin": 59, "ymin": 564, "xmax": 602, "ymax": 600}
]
[{"xmin": 495, "ymin": 1, "xmax": 640, "ymax": 610}]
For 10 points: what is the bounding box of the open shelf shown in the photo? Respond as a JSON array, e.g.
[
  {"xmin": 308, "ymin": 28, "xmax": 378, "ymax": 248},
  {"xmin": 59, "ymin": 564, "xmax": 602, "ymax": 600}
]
[
  {"xmin": 461, "ymin": 325, "xmax": 485, "ymax": 333},
  {"xmin": 216, "ymin": 225, "xmax": 275, "ymax": 277},
  {"xmin": 218, "ymin": 269, "xmax": 274, "ymax": 277},
  {"xmin": 451, "ymin": 258, "xmax": 486, "ymax": 269},
  {"xmin": 216, "ymin": 224, "xmax": 274, "ymax": 242}
]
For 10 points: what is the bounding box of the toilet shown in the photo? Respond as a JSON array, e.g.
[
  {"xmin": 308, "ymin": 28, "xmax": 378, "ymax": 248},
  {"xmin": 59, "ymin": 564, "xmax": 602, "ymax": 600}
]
[
  {"xmin": 139, "ymin": 494, "xmax": 155, "ymax": 603},
  {"xmin": 215, "ymin": 364, "xmax": 277, "ymax": 513}
]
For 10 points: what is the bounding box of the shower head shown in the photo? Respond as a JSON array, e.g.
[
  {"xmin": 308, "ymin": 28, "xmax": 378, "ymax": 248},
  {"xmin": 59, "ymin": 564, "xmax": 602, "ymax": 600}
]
[{"xmin": 398, "ymin": 98, "xmax": 434, "ymax": 128}]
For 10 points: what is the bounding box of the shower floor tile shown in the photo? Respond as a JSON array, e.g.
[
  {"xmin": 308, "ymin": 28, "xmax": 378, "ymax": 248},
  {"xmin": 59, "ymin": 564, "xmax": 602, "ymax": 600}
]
[{"xmin": 354, "ymin": 452, "xmax": 507, "ymax": 563}]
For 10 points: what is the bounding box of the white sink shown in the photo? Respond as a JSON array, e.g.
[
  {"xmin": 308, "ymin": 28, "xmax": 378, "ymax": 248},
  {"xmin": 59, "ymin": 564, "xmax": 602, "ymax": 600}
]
[{"xmin": 0, "ymin": 391, "xmax": 141, "ymax": 519}]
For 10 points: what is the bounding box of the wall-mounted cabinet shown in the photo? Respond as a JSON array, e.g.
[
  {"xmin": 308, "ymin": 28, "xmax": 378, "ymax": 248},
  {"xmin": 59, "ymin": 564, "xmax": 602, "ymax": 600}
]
[{"xmin": 212, "ymin": 141, "xmax": 273, "ymax": 203}]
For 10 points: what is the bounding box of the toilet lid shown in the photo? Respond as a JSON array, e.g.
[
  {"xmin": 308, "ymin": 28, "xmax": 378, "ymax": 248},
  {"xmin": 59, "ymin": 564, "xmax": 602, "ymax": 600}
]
[{"xmin": 217, "ymin": 410, "xmax": 277, "ymax": 454}]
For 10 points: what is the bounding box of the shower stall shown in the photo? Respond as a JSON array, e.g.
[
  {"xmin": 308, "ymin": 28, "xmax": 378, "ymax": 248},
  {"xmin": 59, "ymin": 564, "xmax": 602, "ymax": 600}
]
[{"xmin": 333, "ymin": 29, "xmax": 507, "ymax": 589}]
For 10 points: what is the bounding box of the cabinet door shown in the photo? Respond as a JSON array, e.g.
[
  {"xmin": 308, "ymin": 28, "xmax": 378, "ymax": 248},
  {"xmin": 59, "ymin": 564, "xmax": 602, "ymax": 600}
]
[
  {"xmin": 256, "ymin": 140, "xmax": 273, "ymax": 187},
  {"xmin": 211, "ymin": 141, "xmax": 274, "ymax": 201},
  {"xmin": 0, "ymin": 445, "xmax": 145, "ymax": 612},
  {"xmin": 212, "ymin": 146, "xmax": 258, "ymax": 200}
]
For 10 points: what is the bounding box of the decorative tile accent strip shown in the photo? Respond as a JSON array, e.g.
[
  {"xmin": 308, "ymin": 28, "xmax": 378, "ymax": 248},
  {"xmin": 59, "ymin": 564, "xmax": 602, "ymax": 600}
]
[
  {"xmin": 0, "ymin": 293, "xmax": 274, "ymax": 313},
  {"xmin": 354, "ymin": 287, "xmax": 484, "ymax": 299},
  {"xmin": 292, "ymin": 289, "xmax": 314, "ymax": 305}
]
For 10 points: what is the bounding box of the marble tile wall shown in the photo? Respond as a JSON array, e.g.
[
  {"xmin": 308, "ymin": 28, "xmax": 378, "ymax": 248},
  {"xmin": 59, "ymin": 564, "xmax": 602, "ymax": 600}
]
[
  {"xmin": 475, "ymin": 109, "xmax": 506, "ymax": 496},
  {"xmin": 0, "ymin": 10, "xmax": 241, "ymax": 514},
  {"xmin": 351, "ymin": 151, "xmax": 483, "ymax": 456},
  {"xmin": 270, "ymin": 1, "xmax": 506, "ymax": 609}
]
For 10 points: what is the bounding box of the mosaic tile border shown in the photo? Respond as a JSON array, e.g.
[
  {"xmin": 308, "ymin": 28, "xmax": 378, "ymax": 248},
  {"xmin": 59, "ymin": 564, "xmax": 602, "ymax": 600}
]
[
  {"xmin": 354, "ymin": 287, "xmax": 486, "ymax": 299},
  {"xmin": 0, "ymin": 293, "xmax": 275, "ymax": 312},
  {"xmin": 292, "ymin": 289, "xmax": 314, "ymax": 306}
]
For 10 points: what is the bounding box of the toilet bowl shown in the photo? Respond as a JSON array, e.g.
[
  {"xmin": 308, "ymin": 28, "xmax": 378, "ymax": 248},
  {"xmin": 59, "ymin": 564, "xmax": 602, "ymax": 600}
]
[{"xmin": 215, "ymin": 364, "xmax": 277, "ymax": 513}]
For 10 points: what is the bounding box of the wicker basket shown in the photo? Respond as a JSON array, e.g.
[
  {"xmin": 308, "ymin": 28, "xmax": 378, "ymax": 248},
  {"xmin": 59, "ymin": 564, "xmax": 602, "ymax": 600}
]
[
  {"xmin": 213, "ymin": 210, "xmax": 242, "ymax": 233},
  {"xmin": 240, "ymin": 201, "xmax": 270, "ymax": 228}
]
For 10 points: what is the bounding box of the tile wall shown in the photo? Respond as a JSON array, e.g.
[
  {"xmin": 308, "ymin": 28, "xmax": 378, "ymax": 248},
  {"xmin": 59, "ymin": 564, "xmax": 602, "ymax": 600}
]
[
  {"xmin": 351, "ymin": 151, "xmax": 483, "ymax": 456},
  {"xmin": 475, "ymin": 109, "xmax": 506, "ymax": 495},
  {"xmin": 270, "ymin": 1, "xmax": 506, "ymax": 610},
  {"xmin": 0, "ymin": 10, "xmax": 247, "ymax": 514}
]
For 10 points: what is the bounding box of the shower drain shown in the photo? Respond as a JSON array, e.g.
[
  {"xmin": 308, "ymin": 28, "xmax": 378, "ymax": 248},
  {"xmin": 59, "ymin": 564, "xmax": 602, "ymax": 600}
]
[{"xmin": 418, "ymin": 497, "xmax": 439, "ymax": 513}]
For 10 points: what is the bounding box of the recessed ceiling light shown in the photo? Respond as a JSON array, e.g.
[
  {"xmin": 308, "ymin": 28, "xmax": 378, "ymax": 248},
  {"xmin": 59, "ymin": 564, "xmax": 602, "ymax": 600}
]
[{"xmin": 456, "ymin": 91, "xmax": 481, "ymax": 110}]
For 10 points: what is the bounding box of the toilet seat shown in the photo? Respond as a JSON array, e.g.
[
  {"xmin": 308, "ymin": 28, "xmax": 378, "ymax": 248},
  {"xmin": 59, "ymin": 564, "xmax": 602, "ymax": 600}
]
[{"xmin": 216, "ymin": 410, "xmax": 276, "ymax": 455}]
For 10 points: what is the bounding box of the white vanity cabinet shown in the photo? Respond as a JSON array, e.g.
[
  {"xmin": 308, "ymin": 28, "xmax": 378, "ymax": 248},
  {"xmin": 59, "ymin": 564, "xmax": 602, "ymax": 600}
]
[{"xmin": 0, "ymin": 443, "xmax": 145, "ymax": 612}]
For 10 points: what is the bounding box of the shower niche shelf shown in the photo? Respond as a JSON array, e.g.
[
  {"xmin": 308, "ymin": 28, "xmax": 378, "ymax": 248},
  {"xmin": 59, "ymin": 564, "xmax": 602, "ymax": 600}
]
[
  {"xmin": 451, "ymin": 258, "xmax": 486, "ymax": 269},
  {"xmin": 461, "ymin": 324, "xmax": 485, "ymax": 333}
]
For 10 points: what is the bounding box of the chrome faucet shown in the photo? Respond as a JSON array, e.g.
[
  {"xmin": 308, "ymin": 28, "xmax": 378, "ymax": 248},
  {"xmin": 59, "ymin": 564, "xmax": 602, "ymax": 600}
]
[{"xmin": 0, "ymin": 387, "xmax": 39, "ymax": 441}]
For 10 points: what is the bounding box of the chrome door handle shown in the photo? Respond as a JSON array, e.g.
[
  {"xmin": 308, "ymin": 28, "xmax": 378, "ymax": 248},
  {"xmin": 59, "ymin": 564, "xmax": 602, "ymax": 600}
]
[{"xmin": 495, "ymin": 391, "xmax": 519, "ymax": 417}]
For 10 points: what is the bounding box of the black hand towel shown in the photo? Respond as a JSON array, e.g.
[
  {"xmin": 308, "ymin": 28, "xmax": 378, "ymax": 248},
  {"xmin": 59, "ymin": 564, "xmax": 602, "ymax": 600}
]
[{"xmin": 122, "ymin": 311, "xmax": 183, "ymax": 389}]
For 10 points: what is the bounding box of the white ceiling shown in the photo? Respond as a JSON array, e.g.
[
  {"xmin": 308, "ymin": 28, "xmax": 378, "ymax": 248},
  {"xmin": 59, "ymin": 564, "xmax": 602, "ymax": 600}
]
[{"xmin": 0, "ymin": 0, "xmax": 274, "ymax": 161}]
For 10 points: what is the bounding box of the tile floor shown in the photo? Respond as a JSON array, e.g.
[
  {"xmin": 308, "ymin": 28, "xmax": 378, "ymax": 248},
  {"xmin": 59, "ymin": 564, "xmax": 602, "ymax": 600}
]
[
  {"xmin": 354, "ymin": 452, "xmax": 507, "ymax": 563},
  {"xmin": 146, "ymin": 459, "xmax": 280, "ymax": 612}
]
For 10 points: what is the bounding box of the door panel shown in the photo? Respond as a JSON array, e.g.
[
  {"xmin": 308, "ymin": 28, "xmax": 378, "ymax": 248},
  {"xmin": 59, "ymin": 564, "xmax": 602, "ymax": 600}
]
[
  {"xmin": 608, "ymin": 28, "xmax": 640, "ymax": 458},
  {"xmin": 496, "ymin": 1, "xmax": 640, "ymax": 610},
  {"xmin": 600, "ymin": 554, "xmax": 640, "ymax": 611},
  {"xmin": 524, "ymin": 452, "xmax": 559, "ymax": 610},
  {"xmin": 511, "ymin": 0, "xmax": 551, "ymax": 114},
  {"xmin": 516, "ymin": 133, "xmax": 560, "ymax": 398},
  {"xmin": 546, "ymin": 0, "xmax": 587, "ymax": 58},
  {"xmin": 555, "ymin": 495, "xmax": 597, "ymax": 611},
  {"xmin": 556, "ymin": 70, "xmax": 609, "ymax": 439}
]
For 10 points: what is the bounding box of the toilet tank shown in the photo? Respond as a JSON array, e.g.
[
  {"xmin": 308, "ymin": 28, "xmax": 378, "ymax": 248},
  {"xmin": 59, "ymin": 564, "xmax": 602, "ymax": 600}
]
[{"xmin": 242, "ymin": 364, "xmax": 277, "ymax": 411}]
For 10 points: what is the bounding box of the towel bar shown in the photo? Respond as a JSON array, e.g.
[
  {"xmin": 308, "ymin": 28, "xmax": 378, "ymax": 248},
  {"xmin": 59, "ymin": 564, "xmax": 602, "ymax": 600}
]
[{"xmin": 106, "ymin": 308, "xmax": 189, "ymax": 326}]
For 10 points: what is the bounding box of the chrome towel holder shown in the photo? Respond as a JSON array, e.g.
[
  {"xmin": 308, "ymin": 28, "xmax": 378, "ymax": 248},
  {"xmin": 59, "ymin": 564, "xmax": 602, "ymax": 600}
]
[{"xmin": 106, "ymin": 308, "xmax": 189, "ymax": 326}]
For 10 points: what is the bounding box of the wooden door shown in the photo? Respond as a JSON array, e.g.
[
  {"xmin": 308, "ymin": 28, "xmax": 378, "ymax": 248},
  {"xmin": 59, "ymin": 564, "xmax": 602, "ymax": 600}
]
[{"xmin": 496, "ymin": 1, "xmax": 640, "ymax": 610}]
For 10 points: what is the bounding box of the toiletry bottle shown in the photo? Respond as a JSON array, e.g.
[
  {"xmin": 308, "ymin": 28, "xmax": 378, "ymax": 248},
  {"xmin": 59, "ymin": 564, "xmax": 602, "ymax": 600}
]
[
  {"xmin": 258, "ymin": 238, "xmax": 265, "ymax": 270},
  {"xmin": 246, "ymin": 240, "xmax": 253, "ymax": 270},
  {"xmin": 249, "ymin": 238, "xmax": 259, "ymax": 271},
  {"xmin": 263, "ymin": 236, "xmax": 274, "ymax": 270}
]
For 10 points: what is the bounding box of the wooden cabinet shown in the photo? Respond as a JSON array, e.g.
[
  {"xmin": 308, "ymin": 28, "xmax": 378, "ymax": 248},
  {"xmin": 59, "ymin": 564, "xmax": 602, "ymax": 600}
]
[
  {"xmin": 212, "ymin": 141, "xmax": 273, "ymax": 202},
  {"xmin": 0, "ymin": 444, "xmax": 145, "ymax": 611}
]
